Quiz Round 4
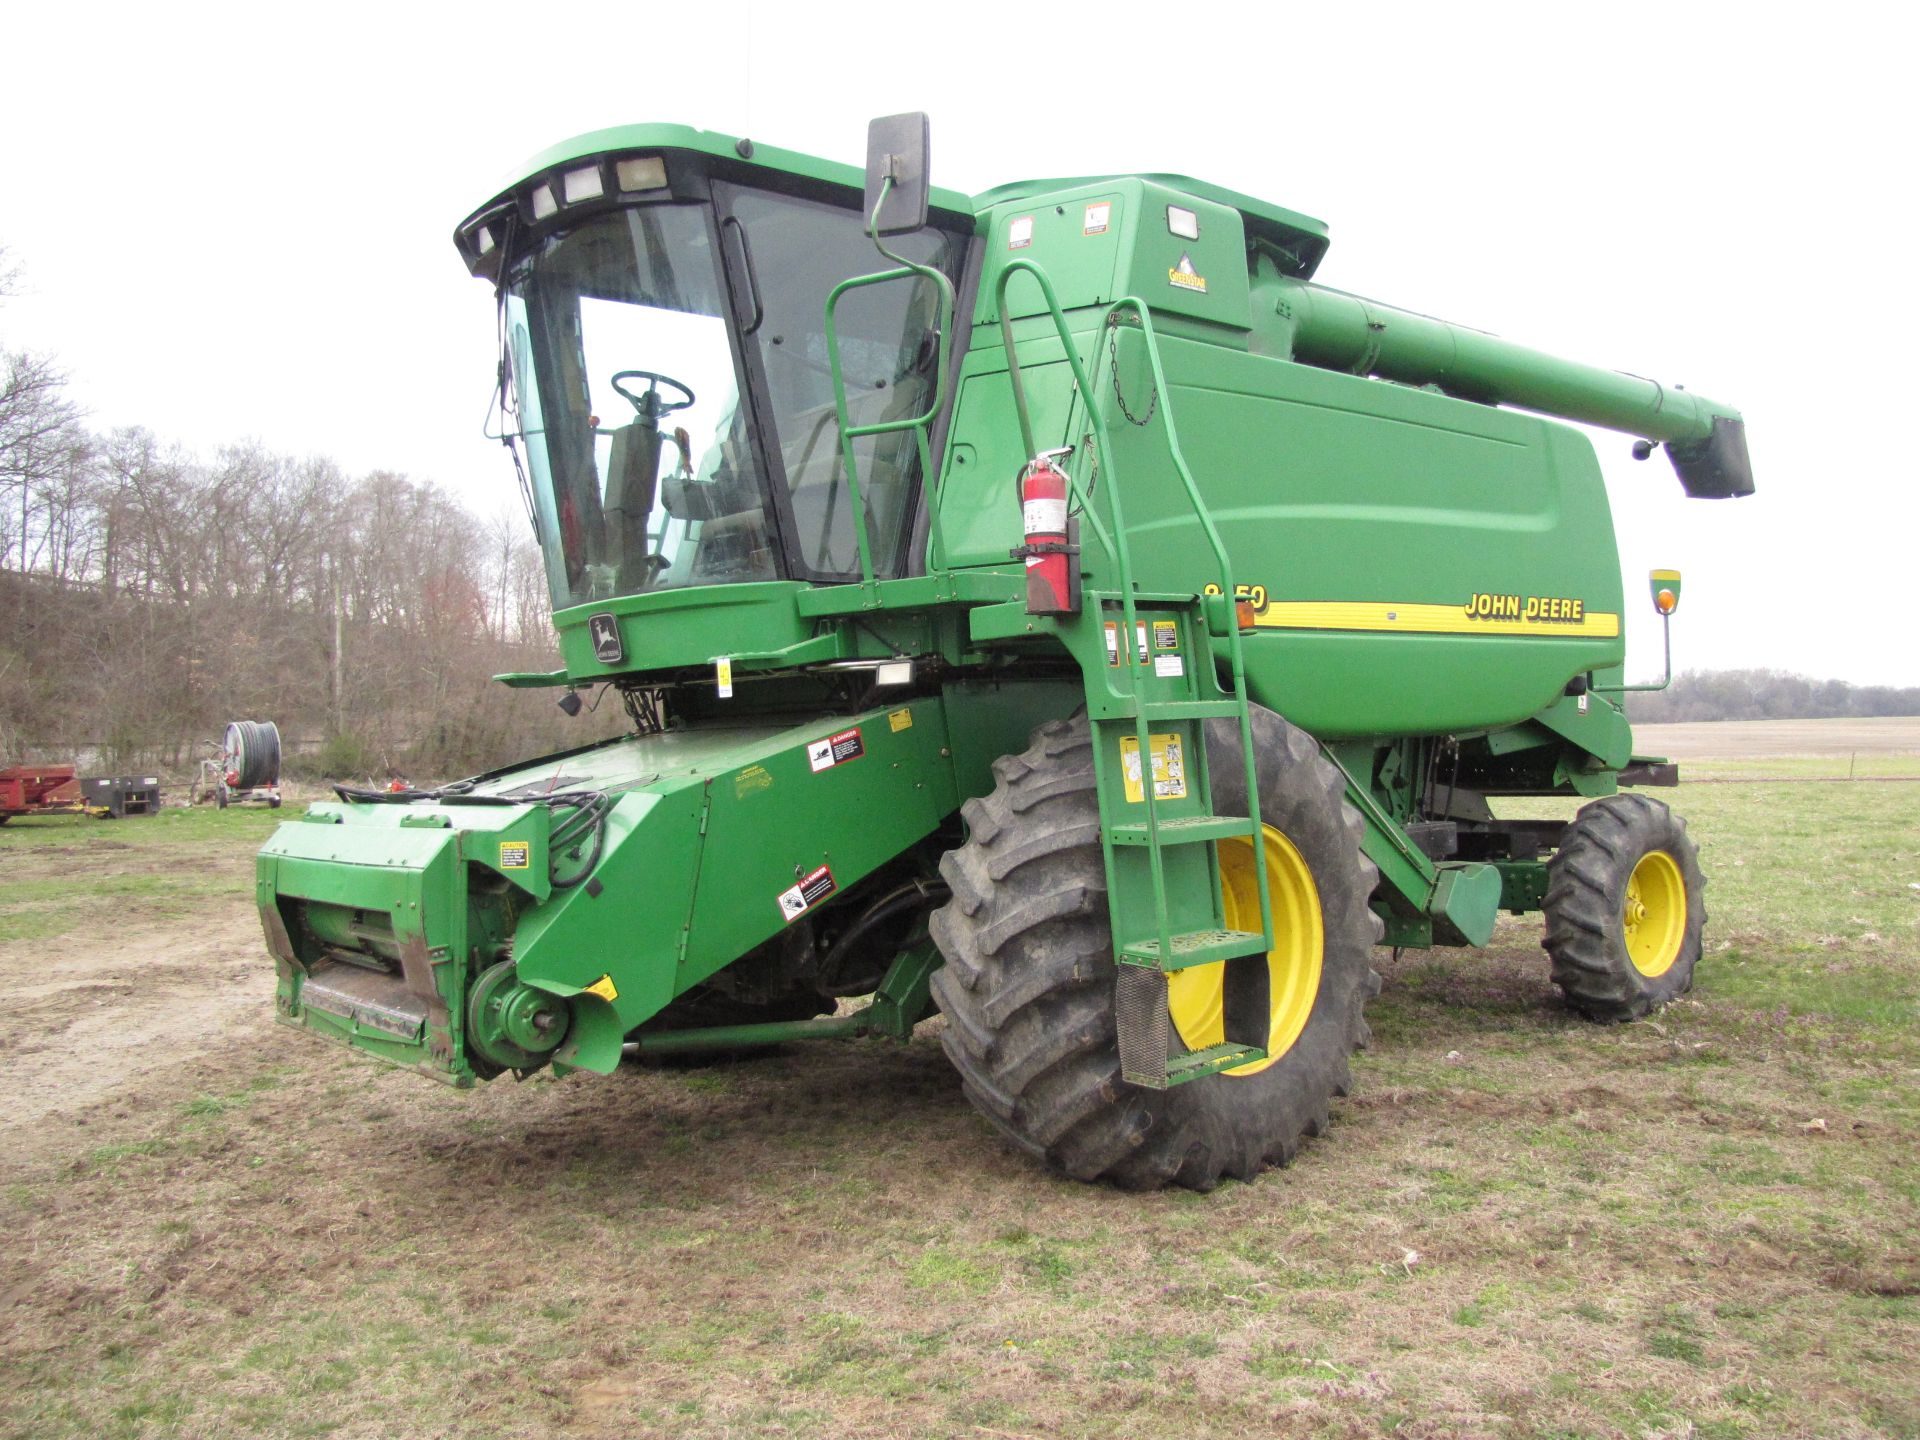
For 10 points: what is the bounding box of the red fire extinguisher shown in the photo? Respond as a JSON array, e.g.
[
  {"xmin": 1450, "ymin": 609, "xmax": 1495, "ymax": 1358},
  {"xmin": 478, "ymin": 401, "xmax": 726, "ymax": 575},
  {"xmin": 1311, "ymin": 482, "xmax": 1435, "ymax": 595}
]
[{"xmin": 1012, "ymin": 448, "xmax": 1080, "ymax": 615}]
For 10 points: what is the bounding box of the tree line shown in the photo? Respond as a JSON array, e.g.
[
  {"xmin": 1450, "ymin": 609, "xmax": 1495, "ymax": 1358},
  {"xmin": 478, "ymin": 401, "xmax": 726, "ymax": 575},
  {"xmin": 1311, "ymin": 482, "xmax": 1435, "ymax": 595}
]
[
  {"xmin": 1626, "ymin": 669, "xmax": 1920, "ymax": 724},
  {"xmin": 1, "ymin": 248, "xmax": 607, "ymax": 779}
]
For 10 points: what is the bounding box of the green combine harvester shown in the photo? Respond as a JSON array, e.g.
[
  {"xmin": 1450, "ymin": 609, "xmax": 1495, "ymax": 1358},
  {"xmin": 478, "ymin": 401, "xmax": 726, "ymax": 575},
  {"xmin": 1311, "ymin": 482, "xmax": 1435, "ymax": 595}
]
[{"xmin": 258, "ymin": 116, "xmax": 1752, "ymax": 1190}]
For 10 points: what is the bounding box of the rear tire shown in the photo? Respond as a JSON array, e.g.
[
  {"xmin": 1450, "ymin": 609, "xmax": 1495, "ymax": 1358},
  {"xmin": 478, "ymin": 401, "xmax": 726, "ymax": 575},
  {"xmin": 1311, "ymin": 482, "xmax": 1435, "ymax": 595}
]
[
  {"xmin": 929, "ymin": 709, "xmax": 1381, "ymax": 1191},
  {"xmin": 1543, "ymin": 793, "xmax": 1705, "ymax": 1022}
]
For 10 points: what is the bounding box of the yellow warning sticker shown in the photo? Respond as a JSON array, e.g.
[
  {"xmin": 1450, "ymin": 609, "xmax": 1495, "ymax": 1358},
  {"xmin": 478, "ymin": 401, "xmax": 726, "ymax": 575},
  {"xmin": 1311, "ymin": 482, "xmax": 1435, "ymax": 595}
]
[
  {"xmin": 1152, "ymin": 619, "xmax": 1179, "ymax": 651},
  {"xmin": 734, "ymin": 764, "xmax": 772, "ymax": 799},
  {"xmin": 585, "ymin": 974, "xmax": 618, "ymax": 1002},
  {"xmin": 1118, "ymin": 733, "xmax": 1188, "ymax": 804},
  {"xmin": 498, "ymin": 840, "xmax": 530, "ymax": 869},
  {"xmin": 889, "ymin": 707, "xmax": 913, "ymax": 732}
]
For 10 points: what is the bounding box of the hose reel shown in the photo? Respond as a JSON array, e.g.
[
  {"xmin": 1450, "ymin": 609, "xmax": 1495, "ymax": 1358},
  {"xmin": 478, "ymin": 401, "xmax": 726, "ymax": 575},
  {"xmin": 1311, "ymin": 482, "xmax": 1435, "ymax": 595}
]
[{"xmin": 224, "ymin": 720, "xmax": 282, "ymax": 790}]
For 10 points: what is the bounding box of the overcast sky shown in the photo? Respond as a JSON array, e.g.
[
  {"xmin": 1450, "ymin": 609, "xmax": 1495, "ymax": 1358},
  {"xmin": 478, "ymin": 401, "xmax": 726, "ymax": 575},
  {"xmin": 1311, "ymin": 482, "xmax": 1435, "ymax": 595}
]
[{"xmin": 4, "ymin": 2, "xmax": 1914, "ymax": 683}]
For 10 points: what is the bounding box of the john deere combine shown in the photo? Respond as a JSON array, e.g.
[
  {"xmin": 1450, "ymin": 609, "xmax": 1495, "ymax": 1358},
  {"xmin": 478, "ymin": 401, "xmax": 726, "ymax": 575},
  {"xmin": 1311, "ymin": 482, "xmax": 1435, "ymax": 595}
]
[{"xmin": 258, "ymin": 116, "xmax": 1752, "ymax": 1189}]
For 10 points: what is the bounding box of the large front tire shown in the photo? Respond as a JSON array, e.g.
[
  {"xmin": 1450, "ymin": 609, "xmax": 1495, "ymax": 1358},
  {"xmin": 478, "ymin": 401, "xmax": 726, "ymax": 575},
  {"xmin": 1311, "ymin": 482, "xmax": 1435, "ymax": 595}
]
[
  {"xmin": 929, "ymin": 710, "xmax": 1381, "ymax": 1191},
  {"xmin": 1543, "ymin": 793, "xmax": 1706, "ymax": 1022}
]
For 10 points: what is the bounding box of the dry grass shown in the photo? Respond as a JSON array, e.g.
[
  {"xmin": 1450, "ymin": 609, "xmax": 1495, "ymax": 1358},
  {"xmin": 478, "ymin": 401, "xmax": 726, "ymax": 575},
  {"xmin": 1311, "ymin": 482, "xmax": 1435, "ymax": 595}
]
[{"xmin": 1, "ymin": 763, "xmax": 1916, "ymax": 1438}]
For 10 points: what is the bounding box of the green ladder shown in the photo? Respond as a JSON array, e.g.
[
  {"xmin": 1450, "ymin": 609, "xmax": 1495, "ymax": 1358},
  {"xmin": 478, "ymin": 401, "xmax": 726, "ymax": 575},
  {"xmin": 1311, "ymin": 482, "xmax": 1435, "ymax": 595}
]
[{"xmin": 994, "ymin": 263, "xmax": 1277, "ymax": 1089}]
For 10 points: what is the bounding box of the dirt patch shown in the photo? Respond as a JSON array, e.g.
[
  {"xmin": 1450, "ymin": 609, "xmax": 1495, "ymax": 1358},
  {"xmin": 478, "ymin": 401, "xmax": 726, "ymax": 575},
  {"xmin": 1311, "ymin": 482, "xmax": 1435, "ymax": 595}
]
[{"xmin": 0, "ymin": 862, "xmax": 269, "ymax": 1162}]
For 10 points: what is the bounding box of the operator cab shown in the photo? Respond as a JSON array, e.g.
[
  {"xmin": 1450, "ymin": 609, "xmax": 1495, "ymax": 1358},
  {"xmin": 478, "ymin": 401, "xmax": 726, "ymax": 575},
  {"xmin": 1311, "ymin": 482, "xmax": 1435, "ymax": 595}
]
[{"xmin": 456, "ymin": 129, "xmax": 972, "ymax": 613}]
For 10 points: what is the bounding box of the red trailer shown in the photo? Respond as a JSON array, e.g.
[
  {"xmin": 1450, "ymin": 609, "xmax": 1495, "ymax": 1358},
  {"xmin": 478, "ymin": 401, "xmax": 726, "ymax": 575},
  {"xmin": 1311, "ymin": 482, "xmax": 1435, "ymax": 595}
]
[{"xmin": 0, "ymin": 764, "xmax": 85, "ymax": 822}]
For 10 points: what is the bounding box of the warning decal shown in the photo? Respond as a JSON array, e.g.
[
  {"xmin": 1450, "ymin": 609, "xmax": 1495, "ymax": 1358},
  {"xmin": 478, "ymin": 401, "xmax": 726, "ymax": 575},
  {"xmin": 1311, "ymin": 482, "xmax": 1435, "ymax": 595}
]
[
  {"xmin": 1084, "ymin": 202, "xmax": 1111, "ymax": 235},
  {"xmin": 498, "ymin": 840, "xmax": 531, "ymax": 869},
  {"xmin": 585, "ymin": 973, "xmax": 619, "ymax": 1002},
  {"xmin": 888, "ymin": 708, "xmax": 913, "ymax": 732},
  {"xmin": 1152, "ymin": 619, "xmax": 1179, "ymax": 651},
  {"xmin": 806, "ymin": 727, "xmax": 866, "ymax": 773},
  {"xmin": 1118, "ymin": 733, "xmax": 1189, "ymax": 804},
  {"xmin": 777, "ymin": 864, "xmax": 837, "ymax": 924},
  {"xmin": 734, "ymin": 764, "xmax": 772, "ymax": 799},
  {"xmin": 1103, "ymin": 620, "xmax": 1150, "ymax": 667}
]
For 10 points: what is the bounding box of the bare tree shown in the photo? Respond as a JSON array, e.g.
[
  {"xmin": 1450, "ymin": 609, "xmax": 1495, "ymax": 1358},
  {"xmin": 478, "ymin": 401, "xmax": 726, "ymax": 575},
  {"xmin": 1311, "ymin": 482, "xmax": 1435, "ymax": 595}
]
[{"xmin": 0, "ymin": 255, "xmax": 596, "ymax": 774}]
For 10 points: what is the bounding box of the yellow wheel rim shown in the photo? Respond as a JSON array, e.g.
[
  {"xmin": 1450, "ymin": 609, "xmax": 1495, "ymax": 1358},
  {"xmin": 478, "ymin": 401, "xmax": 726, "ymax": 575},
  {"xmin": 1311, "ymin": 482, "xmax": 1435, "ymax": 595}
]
[
  {"xmin": 1624, "ymin": 850, "xmax": 1686, "ymax": 977},
  {"xmin": 1168, "ymin": 826, "xmax": 1323, "ymax": 1077}
]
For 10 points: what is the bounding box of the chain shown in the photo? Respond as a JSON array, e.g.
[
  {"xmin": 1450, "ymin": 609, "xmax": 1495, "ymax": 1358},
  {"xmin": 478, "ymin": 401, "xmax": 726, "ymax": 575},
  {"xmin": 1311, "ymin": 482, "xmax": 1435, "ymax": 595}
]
[{"xmin": 1108, "ymin": 321, "xmax": 1157, "ymax": 427}]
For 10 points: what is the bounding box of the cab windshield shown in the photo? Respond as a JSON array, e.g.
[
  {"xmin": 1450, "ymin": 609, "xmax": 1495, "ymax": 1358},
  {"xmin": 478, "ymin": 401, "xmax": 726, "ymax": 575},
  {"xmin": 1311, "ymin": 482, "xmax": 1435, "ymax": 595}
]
[{"xmin": 503, "ymin": 189, "xmax": 958, "ymax": 610}]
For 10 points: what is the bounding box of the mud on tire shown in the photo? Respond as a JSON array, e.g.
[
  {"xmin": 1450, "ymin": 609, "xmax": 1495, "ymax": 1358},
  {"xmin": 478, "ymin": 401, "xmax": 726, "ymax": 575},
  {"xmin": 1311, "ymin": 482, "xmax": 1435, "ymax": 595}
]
[{"xmin": 928, "ymin": 709, "xmax": 1382, "ymax": 1191}]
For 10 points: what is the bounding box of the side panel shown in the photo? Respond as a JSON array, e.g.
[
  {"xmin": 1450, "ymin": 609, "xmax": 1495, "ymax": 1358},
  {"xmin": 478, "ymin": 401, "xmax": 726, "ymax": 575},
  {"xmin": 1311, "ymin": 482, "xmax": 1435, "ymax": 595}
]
[
  {"xmin": 1105, "ymin": 334, "xmax": 1628, "ymax": 739},
  {"xmin": 511, "ymin": 702, "xmax": 962, "ymax": 1041},
  {"xmin": 678, "ymin": 700, "xmax": 959, "ymax": 993},
  {"xmin": 937, "ymin": 359, "xmax": 1078, "ymax": 568}
]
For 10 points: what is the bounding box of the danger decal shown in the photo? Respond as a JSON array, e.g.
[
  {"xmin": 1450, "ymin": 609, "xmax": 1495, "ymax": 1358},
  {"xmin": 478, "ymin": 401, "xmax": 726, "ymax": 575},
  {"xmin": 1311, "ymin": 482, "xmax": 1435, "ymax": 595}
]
[
  {"xmin": 807, "ymin": 727, "xmax": 865, "ymax": 773},
  {"xmin": 777, "ymin": 864, "xmax": 837, "ymax": 924}
]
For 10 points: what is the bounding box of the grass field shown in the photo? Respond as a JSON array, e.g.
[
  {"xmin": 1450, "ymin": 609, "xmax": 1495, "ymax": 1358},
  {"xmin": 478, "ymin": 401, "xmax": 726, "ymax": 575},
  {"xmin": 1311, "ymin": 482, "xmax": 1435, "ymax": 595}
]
[{"xmin": 1, "ymin": 736, "xmax": 1916, "ymax": 1439}]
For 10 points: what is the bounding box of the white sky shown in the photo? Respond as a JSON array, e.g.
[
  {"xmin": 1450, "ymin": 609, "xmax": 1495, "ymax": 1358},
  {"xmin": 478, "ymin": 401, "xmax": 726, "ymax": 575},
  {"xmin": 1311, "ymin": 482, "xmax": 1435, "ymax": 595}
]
[{"xmin": 4, "ymin": 1, "xmax": 1915, "ymax": 683}]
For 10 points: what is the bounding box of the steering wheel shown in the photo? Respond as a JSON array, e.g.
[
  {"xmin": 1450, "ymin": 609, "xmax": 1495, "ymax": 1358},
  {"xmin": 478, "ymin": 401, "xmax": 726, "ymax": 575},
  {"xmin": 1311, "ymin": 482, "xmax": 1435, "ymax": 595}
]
[{"xmin": 610, "ymin": 370, "xmax": 695, "ymax": 417}]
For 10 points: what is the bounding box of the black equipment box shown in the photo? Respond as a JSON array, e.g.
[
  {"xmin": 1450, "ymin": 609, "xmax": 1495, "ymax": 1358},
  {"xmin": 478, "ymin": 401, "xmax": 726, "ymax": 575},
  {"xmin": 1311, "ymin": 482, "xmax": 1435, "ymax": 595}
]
[{"xmin": 82, "ymin": 775, "xmax": 163, "ymax": 818}]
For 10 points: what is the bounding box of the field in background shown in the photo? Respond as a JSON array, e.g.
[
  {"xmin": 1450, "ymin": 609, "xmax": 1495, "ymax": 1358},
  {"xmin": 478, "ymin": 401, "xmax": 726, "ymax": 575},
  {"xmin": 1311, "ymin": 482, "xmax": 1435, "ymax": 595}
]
[
  {"xmin": 1637, "ymin": 716, "xmax": 1920, "ymax": 781},
  {"xmin": 1, "ymin": 723, "xmax": 1916, "ymax": 1439}
]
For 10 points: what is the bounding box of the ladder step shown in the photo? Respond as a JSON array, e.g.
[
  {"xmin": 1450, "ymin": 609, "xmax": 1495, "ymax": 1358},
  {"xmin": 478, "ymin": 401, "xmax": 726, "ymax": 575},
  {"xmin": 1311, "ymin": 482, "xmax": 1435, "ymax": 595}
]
[
  {"xmin": 1094, "ymin": 700, "xmax": 1244, "ymax": 722},
  {"xmin": 1143, "ymin": 700, "xmax": 1244, "ymax": 720},
  {"xmin": 1164, "ymin": 1042, "xmax": 1266, "ymax": 1087},
  {"xmin": 1109, "ymin": 815, "xmax": 1256, "ymax": 847},
  {"xmin": 1120, "ymin": 928, "xmax": 1268, "ymax": 971}
]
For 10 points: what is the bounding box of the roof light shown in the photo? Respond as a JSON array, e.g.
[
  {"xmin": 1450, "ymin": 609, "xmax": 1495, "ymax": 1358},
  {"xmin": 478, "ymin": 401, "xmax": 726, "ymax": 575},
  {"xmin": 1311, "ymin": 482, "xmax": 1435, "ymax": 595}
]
[
  {"xmin": 563, "ymin": 166, "xmax": 604, "ymax": 204},
  {"xmin": 472, "ymin": 225, "xmax": 495, "ymax": 256},
  {"xmin": 530, "ymin": 184, "xmax": 557, "ymax": 220},
  {"xmin": 1167, "ymin": 205, "xmax": 1199, "ymax": 239},
  {"xmin": 615, "ymin": 156, "xmax": 668, "ymax": 191}
]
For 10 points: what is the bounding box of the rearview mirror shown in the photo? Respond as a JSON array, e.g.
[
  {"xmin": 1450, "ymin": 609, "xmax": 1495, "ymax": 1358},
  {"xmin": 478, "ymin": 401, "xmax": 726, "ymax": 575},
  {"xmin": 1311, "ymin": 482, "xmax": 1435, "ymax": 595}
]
[{"xmin": 863, "ymin": 112, "xmax": 930, "ymax": 237}]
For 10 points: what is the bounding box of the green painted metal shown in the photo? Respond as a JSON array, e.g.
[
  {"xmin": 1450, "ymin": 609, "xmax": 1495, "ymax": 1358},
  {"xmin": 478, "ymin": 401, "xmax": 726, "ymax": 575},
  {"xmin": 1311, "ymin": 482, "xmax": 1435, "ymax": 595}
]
[
  {"xmin": 1278, "ymin": 280, "xmax": 1737, "ymax": 446},
  {"xmin": 256, "ymin": 119, "xmax": 1750, "ymax": 1105},
  {"xmin": 865, "ymin": 940, "xmax": 943, "ymax": 1040},
  {"xmin": 1430, "ymin": 863, "xmax": 1504, "ymax": 948}
]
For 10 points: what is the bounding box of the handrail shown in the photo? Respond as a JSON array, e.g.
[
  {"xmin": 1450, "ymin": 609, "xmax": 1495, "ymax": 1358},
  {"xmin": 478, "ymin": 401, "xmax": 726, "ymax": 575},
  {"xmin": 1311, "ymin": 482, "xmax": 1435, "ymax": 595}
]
[
  {"xmin": 992, "ymin": 262, "xmax": 1120, "ymax": 576},
  {"xmin": 992, "ymin": 263, "xmax": 1273, "ymax": 968},
  {"xmin": 1101, "ymin": 302, "xmax": 1274, "ymax": 956},
  {"xmin": 995, "ymin": 263, "xmax": 1168, "ymax": 950},
  {"xmin": 822, "ymin": 174, "xmax": 959, "ymax": 588}
]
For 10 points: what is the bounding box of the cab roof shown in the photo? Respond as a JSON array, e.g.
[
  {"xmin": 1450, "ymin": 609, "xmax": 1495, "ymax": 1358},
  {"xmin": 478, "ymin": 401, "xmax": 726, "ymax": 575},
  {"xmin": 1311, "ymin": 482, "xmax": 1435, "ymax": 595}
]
[{"xmin": 464, "ymin": 125, "xmax": 1331, "ymax": 278}]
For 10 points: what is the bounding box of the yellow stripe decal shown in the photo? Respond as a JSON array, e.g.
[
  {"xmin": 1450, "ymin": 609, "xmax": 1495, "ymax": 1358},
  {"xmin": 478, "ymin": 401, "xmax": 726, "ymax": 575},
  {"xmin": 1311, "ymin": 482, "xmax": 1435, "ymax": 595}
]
[{"xmin": 1253, "ymin": 601, "xmax": 1620, "ymax": 638}]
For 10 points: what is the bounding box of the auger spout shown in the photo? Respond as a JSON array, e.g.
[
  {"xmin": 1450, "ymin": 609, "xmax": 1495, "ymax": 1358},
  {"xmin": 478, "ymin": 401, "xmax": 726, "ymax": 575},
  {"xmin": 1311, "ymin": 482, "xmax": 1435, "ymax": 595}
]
[{"xmin": 1278, "ymin": 278, "xmax": 1753, "ymax": 498}]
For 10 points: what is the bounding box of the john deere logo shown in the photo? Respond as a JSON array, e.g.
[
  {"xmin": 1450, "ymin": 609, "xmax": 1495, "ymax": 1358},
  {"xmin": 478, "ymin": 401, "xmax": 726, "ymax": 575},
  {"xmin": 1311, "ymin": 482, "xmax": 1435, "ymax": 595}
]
[{"xmin": 588, "ymin": 613, "xmax": 624, "ymax": 663}]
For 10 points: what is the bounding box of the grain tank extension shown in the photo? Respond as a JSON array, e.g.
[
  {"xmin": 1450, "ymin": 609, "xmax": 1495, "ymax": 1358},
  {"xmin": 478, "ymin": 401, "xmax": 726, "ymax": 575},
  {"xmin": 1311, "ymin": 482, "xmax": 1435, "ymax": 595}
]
[{"xmin": 258, "ymin": 117, "xmax": 1750, "ymax": 1190}]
